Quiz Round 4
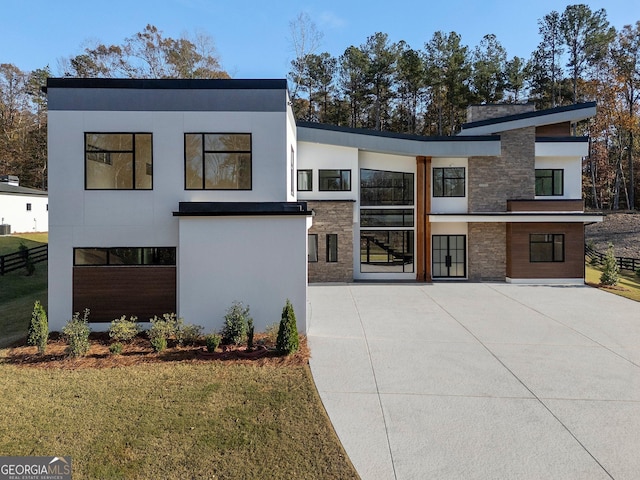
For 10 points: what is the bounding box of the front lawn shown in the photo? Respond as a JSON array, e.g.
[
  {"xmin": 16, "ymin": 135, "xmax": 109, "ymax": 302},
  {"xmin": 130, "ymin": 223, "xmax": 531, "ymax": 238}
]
[
  {"xmin": 0, "ymin": 361, "xmax": 357, "ymax": 479},
  {"xmin": 585, "ymin": 263, "xmax": 640, "ymax": 302}
]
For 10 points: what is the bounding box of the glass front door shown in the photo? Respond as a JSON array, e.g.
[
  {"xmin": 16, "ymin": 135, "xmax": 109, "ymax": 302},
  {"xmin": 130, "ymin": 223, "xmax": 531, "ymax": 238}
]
[{"xmin": 432, "ymin": 235, "xmax": 466, "ymax": 278}]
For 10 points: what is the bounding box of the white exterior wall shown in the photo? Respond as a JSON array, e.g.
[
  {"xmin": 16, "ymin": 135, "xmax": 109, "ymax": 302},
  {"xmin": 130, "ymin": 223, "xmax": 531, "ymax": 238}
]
[
  {"xmin": 430, "ymin": 157, "xmax": 469, "ymax": 213},
  {"xmin": 0, "ymin": 194, "xmax": 48, "ymax": 233},
  {"xmin": 178, "ymin": 216, "xmax": 308, "ymax": 333},
  {"xmin": 296, "ymin": 142, "xmax": 358, "ymax": 201},
  {"xmin": 535, "ymin": 156, "xmax": 582, "ymax": 200},
  {"xmin": 48, "ymin": 108, "xmax": 291, "ymax": 331}
]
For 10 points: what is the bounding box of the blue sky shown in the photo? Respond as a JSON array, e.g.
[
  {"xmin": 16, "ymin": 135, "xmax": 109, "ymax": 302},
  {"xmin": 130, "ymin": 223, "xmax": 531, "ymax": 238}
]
[{"xmin": 2, "ymin": 0, "xmax": 639, "ymax": 78}]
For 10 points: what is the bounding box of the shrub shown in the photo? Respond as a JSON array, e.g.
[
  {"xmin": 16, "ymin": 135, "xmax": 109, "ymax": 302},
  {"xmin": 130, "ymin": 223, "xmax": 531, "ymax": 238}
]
[
  {"xmin": 109, "ymin": 342, "xmax": 123, "ymax": 355},
  {"xmin": 109, "ymin": 315, "xmax": 140, "ymax": 343},
  {"xmin": 222, "ymin": 301, "xmax": 250, "ymax": 345},
  {"xmin": 27, "ymin": 300, "xmax": 48, "ymax": 355},
  {"xmin": 247, "ymin": 317, "xmax": 254, "ymax": 350},
  {"xmin": 276, "ymin": 299, "xmax": 299, "ymax": 355},
  {"xmin": 176, "ymin": 323, "xmax": 203, "ymax": 346},
  {"xmin": 264, "ymin": 322, "xmax": 279, "ymax": 345},
  {"xmin": 62, "ymin": 309, "xmax": 91, "ymax": 357},
  {"xmin": 600, "ymin": 243, "xmax": 620, "ymax": 286},
  {"xmin": 148, "ymin": 314, "xmax": 177, "ymax": 352},
  {"xmin": 205, "ymin": 333, "xmax": 221, "ymax": 353}
]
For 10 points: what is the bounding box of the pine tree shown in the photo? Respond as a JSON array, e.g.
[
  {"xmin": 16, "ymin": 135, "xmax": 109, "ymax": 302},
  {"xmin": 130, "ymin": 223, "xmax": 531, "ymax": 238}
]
[
  {"xmin": 27, "ymin": 300, "xmax": 48, "ymax": 354},
  {"xmin": 600, "ymin": 243, "xmax": 620, "ymax": 286},
  {"xmin": 276, "ymin": 299, "xmax": 299, "ymax": 355}
]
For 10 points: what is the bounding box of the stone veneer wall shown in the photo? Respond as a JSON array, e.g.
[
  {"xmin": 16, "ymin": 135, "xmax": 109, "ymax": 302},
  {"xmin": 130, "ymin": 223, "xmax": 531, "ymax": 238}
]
[
  {"xmin": 467, "ymin": 104, "xmax": 534, "ymax": 123},
  {"xmin": 307, "ymin": 200, "xmax": 354, "ymax": 283},
  {"xmin": 468, "ymin": 222, "xmax": 506, "ymax": 281}
]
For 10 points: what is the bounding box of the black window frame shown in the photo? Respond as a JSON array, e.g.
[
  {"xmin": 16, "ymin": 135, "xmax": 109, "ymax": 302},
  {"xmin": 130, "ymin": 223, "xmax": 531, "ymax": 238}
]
[
  {"xmin": 360, "ymin": 230, "xmax": 414, "ymax": 273},
  {"xmin": 360, "ymin": 209, "xmax": 414, "ymax": 227},
  {"xmin": 73, "ymin": 247, "xmax": 177, "ymax": 266},
  {"xmin": 308, "ymin": 234, "xmax": 318, "ymax": 262},
  {"xmin": 184, "ymin": 133, "xmax": 252, "ymax": 191},
  {"xmin": 529, "ymin": 234, "xmax": 565, "ymax": 263},
  {"xmin": 297, "ymin": 169, "xmax": 313, "ymax": 192},
  {"xmin": 535, "ymin": 169, "xmax": 564, "ymax": 196},
  {"xmin": 319, "ymin": 169, "xmax": 351, "ymax": 191},
  {"xmin": 85, "ymin": 132, "xmax": 153, "ymax": 190},
  {"xmin": 360, "ymin": 168, "xmax": 414, "ymax": 206},
  {"xmin": 26, "ymin": 203, "xmax": 31, "ymax": 211},
  {"xmin": 326, "ymin": 234, "xmax": 338, "ymax": 262},
  {"xmin": 433, "ymin": 167, "xmax": 465, "ymax": 198}
]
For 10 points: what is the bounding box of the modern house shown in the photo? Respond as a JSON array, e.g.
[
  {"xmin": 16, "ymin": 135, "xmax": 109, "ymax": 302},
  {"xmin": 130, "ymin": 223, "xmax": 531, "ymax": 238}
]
[
  {"xmin": 0, "ymin": 175, "xmax": 48, "ymax": 234},
  {"xmin": 45, "ymin": 78, "xmax": 600, "ymax": 333}
]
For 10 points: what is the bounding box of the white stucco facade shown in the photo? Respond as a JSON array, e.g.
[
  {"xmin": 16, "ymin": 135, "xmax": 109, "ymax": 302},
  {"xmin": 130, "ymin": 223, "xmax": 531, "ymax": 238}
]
[{"xmin": 0, "ymin": 190, "xmax": 48, "ymax": 233}]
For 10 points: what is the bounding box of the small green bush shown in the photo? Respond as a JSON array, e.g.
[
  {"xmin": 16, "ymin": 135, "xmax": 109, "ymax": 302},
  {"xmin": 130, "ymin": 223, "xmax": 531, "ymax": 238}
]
[
  {"xmin": 222, "ymin": 301, "xmax": 250, "ymax": 345},
  {"xmin": 109, "ymin": 342, "xmax": 123, "ymax": 355},
  {"xmin": 276, "ymin": 299, "xmax": 299, "ymax": 355},
  {"xmin": 148, "ymin": 313, "xmax": 177, "ymax": 352},
  {"xmin": 600, "ymin": 243, "xmax": 620, "ymax": 286},
  {"xmin": 205, "ymin": 333, "xmax": 221, "ymax": 353},
  {"xmin": 27, "ymin": 300, "xmax": 48, "ymax": 355},
  {"xmin": 109, "ymin": 315, "xmax": 140, "ymax": 343},
  {"xmin": 176, "ymin": 323, "xmax": 203, "ymax": 346},
  {"xmin": 264, "ymin": 322, "xmax": 279, "ymax": 345},
  {"xmin": 247, "ymin": 317, "xmax": 254, "ymax": 350},
  {"xmin": 62, "ymin": 309, "xmax": 91, "ymax": 358}
]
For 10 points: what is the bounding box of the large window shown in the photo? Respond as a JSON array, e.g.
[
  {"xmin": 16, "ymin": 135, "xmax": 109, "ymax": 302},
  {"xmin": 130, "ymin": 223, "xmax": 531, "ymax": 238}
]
[
  {"xmin": 74, "ymin": 247, "xmax": 176, "ymax": 266},
  {"xmin": 535, "ymin": 169, "xmax": 564, "ymax": 196},
  {"xmin": 360, "ymin": 231, "xmax": 413, "ymax": 273},
  {"xmin": 433, "ymin": 167, "xmax": 465, "ymax": 197},
  {"xmin": 360, "ymin": 209, "xmax": 414, "ymax": 227},
  {"xmin": 85, "ymin": 133, "xmax": 152, "ymax": 190},
  {"xmin": 319, "ymin": 169, "xmax": 351, "ymax": 191},
  {"xmin": 529, "ymin": 234, "xmax": 564, "ymax": 262},
  {"xmin": 360, "ymin": 169, "xmax": 414, "ymax": 206},
  {"xmin": 185, "ymin": 133, "xmax": 251, "ymax": 190},
  {"xmin": 297, "ymin": 170, "xmax": 312, "ymax": 191}
]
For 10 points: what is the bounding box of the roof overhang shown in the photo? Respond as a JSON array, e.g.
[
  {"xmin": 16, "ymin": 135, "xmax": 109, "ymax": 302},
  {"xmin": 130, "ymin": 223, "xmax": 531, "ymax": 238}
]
[
  {"xmin": 459, "ymin": 102, "xmax": 597, "ymax": 136},
  {"xmin": 535, "ymin": 137, "xmax": 589, "ymax": 157},
  {"xmin": 298, "ymin": 123, "xmax": 500, "ymax": 157}
]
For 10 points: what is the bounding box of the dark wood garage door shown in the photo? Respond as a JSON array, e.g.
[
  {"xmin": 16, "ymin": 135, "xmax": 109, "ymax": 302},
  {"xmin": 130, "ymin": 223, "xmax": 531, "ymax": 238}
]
[{"xmin": 73, "ymin": 266, "xmax": 176, "ymax": 323}]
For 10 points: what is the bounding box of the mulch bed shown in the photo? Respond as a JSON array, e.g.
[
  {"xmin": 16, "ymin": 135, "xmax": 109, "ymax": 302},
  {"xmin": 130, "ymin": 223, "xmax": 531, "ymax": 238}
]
[{"xmin": 2, "ymin": 332, "xmax": 310, "ymax": 369}]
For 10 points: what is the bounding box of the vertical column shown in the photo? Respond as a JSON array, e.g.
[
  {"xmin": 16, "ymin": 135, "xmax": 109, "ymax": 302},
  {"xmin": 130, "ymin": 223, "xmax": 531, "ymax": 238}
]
[{"xmin": 416, "ymin": 156, "xmax": 432, "ymax": 282}]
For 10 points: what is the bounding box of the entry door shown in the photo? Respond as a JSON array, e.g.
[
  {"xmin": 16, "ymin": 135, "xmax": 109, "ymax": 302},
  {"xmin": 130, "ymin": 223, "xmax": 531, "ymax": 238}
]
[{"xmin": 432, "ymin": 235, "xmax": 466, "ymax": 278}]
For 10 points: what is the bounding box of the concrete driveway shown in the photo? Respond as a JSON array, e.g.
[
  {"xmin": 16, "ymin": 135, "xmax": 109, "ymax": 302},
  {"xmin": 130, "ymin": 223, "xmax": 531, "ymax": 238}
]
[{"xmin": 308, "ymin": 283, "xmax": 640, "ymax": 480}]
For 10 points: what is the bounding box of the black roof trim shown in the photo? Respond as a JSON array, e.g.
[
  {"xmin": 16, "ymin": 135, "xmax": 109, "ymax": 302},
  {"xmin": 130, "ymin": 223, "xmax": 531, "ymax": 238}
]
[
  {"xmin": 462, "ymin": 102, "xmax": 597, "ymax": 130},
  {"xmin": 173, "ymin": 201, "xmax": 312, "ymax": 217},
  {"xmin": 429, "ymin": 212, "xmax": 596, "ymax": 217},
  {"xmin": 44, "ymin": 78, "xmax": 288, "ymax": 92},
  {"xmin": 298, "ymin": 121, "xmax": 499, "ymax": 142},
  {"xmin": 536, "ymin": 136, "xmax": 589, "ymax": 143}
]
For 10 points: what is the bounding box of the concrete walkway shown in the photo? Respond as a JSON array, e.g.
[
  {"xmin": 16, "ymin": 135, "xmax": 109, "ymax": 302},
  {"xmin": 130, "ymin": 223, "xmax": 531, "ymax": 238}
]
[{"xmin": 308, "ymin": 283, "xmax": 640, "ymax": 480}]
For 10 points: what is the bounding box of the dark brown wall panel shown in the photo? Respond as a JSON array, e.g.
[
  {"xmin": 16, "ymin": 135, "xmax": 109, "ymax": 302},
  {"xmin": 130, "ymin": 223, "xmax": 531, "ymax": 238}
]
[
  {"xmin": 507, "ymin": 223, "xmax": 584, "ymax": 279},
  {"xmin": 507, "ymin": 199, "xmax": 584, "ymax": 212},
  {"xmin": 73, "ymin": 266, "xmax": 176, "ymax": 322},
  {"xmin": 536, "ymin": 122, "xmax": 571, "ymax": 137}
]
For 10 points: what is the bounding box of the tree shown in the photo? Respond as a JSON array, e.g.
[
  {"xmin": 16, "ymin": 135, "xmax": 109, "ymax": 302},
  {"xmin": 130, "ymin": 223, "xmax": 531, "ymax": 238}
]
[
  {"xmin": 600, "ymin": 243, "xmax": 620, "ymax": 285},
  {"xmin": 471, "ymin": 34, "xmax": 507, "ymax": 103},
  {"xmin": 394, "ymin": 42, "xmax": 426, "ymax": 133},
  {"xmin": 276, "ymin": 299, "xmax": 299, "ymax": 355},
  {"xmin": 362, "ymin": 32, "xmax": 398, "ymax": 130},
  {"xmin": 531, "ymin": 11, "xmax": 565, "ymax": 108},
  {"xmin": 504, "ymin": 56, "xmax": 527, "ymax": 102},
  {"xmin": 560, "ymin": 4, "xmax": 615, "ymax": 104},
  {"xmin": 339, "ymin": 46, "xmax": 370, "ymax": 128}
]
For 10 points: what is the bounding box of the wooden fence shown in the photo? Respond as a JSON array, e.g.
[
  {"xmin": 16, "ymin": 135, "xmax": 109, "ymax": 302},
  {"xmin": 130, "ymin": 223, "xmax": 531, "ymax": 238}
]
[
  {"xmin": 0, "ymin": 244, "xmax": 48, "ymax": 275},
  {"xmin": 585, "ymin": 244, "xmax": 640, "ymax": 272}
]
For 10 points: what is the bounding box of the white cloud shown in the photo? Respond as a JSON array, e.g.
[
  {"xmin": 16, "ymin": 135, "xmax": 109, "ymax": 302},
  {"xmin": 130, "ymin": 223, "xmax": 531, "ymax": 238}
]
[{"xmin": 318, "ymin": 11, "xmax": 348, "ymax": 29}]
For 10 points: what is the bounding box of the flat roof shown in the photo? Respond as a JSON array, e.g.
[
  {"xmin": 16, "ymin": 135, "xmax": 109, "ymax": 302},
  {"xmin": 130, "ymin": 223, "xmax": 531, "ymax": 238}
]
[{"xmin": 44, "ymin": 78, "xmax": 287, "ymax": 91}]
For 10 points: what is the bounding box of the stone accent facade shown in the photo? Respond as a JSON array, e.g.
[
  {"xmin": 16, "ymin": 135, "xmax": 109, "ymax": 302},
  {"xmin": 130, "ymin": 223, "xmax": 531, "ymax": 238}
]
[
  {"xmin": 467, "ymin": 104, "xmax": 534, "ymax": 123},
  {"xmin": 307, "ymin": 200, "xmax": 354, "ymax": 283},
  {"xmin": 468, "ymin": 222, "xmax": 506, "ymax": 281}
]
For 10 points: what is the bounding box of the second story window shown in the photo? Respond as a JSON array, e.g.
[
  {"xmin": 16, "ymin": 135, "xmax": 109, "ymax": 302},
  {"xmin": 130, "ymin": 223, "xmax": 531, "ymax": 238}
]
[
  {"xmin": 319, "ymin": 169, "xmax": 351, "ymax": 191},
  {"xmin": 185, "ymin": 133, "xmax": 251, "ymax": 190},
  {"xmin": 433, "ymin": 167, "xmax": 465, "ymax": 197},
  {"xmin": 85, "ymin": 133, "xmax": 152, "ymax": 190},
  {"xmin": 297, "ymin": 170, "xmax": 312, "ymax": 191},
  {"xmin": 535, "ymin": 169, "xmax": 563, "ymax": 196}
]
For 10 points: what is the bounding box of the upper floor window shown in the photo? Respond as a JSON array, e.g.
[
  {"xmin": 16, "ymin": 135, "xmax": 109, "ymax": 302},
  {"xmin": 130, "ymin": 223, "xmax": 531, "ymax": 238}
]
[
  {"xmin": 360, "ymin": 169, "xmax": 414, "ymax": 206},
  {"xmin": 297, "ymin": 170, "xmax": 312, "ymax": 191},
  {"xmin": 185, "ymin": 133, "xmax": 251, "ymax": 190},
  {"xmin": 535, "ymin": 169, "xmax": 563, "ymax": 196},
  {"xmin": 319, "ymin": 169, "xmax": 351, "ymax": 191},
  {"xmin": 26, "ymin": 203, "xmax": 31, "ymax": 211},
  {"xmin": 85, "ymin": 133, "xmax": 152, "ymax": 190},
  {"xmin": 74, "ymin": 247, "xmax": 176, "ymax": 266},
  {"xmin": 530, "ymin": 234, "xmax": 564, "ymax": 262},
  {"xmin": 433, "ymin": 167, "xmax": 465, "ymax": 197}
]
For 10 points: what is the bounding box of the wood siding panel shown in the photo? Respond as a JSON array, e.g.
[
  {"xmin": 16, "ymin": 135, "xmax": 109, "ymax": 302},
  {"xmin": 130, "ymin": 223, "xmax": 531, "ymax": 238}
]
[
  {"xmin": 507, "ymin": 223, "xmax": 584, "ymax": 279},
  {"xmin": 536, "ymin": 122, "xmax": 571, "ymax": 137},
  {"xmin": 73, "ymin": 266, "xmax": 176, "ymax": 322},
  {"xmin": 507, "ymin": 199, "xmax": 584, "ymax": 212}
]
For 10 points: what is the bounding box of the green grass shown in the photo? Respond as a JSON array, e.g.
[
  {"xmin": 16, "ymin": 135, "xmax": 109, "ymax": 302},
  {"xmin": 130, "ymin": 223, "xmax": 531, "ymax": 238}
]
[
  {"xmin": 585, "ymin": 263, "xmax": 640, "ymax": 302},
  {"xmin": 0, "ymin": 362, "xmax": 357, "ymax": 480},
  {"xmin": 0, "ymin": 234, "xmax": 49, "ymax": 347}
]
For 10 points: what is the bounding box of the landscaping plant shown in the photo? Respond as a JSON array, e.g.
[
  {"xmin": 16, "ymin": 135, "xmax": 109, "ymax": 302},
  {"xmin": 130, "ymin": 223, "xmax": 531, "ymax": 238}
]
[
  {"xmin": 176, "ymin": 323, "xmax": 203, "ymax": 346},
  {"xmin": 221, "ymin": 301, "xmax": 250, "ymax": 345},
  {"xmin": 276, "ymin": 299, "xmax": 299, "ymax": 355},
  {"xmin": 600, "ymin": 243, "xmax": 620, "ymax": 286},
  {"xmin": 109, "ymin": 342, "xmax": 123, "ymax": 355},
  {"xmin": 247, "ymin": 317, "xmax": 255, "ymax": 350},
  {"xmin": 205, "ymin": 333, "xmax": 221, "ymax": 353},
  {"xmin": 62, "ymin": 309, "xmax": 91, "ymax": 357},
  {"xmin": 148, "ymin": 314, "xmax": 177, "ymax": 353},
  {"xmin": 26, "ymin": 300, "xmax": 48, "ymax": 354},
  {"xmin": 109, "ymin": 315, "xmax": 140, "ymax": 343}
]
